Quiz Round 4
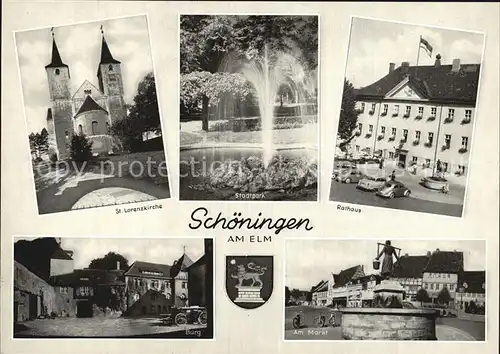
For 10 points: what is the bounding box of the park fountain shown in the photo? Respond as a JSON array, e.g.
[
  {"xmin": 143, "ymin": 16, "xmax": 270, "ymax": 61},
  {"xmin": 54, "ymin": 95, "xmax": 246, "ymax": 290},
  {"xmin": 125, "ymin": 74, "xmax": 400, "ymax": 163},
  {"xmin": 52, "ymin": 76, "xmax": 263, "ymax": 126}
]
[
  {"xmin": 180, "ymin": 44, "xmax": 318, "ymax": 200},
  {"xmin": 340, "ymin": 241, "xmax": 439, "ymax": 340}
]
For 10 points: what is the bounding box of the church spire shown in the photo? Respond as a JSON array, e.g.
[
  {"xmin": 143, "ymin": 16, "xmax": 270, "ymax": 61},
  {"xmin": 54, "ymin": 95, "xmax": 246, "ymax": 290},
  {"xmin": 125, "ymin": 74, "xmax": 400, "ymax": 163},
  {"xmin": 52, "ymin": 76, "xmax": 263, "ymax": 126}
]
[
  {"xmin": 99, "ymin": 25, "xmax": 121, "ymax": 65},
  {"xmin": 45, "ymin": 28, "xmax": 68, "ymax": 69}
]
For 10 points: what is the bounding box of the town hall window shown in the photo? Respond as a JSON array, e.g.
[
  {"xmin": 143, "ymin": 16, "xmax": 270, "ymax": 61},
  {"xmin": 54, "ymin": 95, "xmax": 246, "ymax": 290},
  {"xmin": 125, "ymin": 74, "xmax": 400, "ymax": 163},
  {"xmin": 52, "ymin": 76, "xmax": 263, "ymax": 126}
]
[
  {"xmin": 403, "ymin": 129, "xmax": 408, "ymax": 140},
  {"xmin": 91, "ymin": 121, "xmax": 98, "ymax": 135},
  {"xmin": 465, "ymin": 109, "xmax": 472, "ymax": 121},
  {"xmin": 391, "ymin": 127, "xmax": 396, "ymax": 136},
  {"xmin": 415, "ymin": 130, "xmax": 421, "ymax": 140},
  {"xmin": 393, "ymin": 105, "xmax": 399, "ymax": 115},
  {"xmin": 445, "ymin": 134, "xmax": 451, "ymax": 147},
  {"xmin": 431, "ymin": 107, "xmax": 437, "ymax": 117},
  {"xmin": 428, "ymin": 132, "xmax": 434, "ymax": 144},
  {"xmin": 418, "ymin": 106, "xmax": 424, "ymax": 115},
  {"xmin": 368, "ymin": 125, "xmax": 373, "ymax": 133},
  {"xmin": 448, "ymin": 108, "xmax": 455, "ymax": 119},
  {"xmin": 371, "ymin": 103, "xmax": 376, "ymax": 112},
  {"xmin": 461, "ymin": 136, "xmax": 469, "ymax": 149},
  {"xmin": 380, "ymin": 126, "xmax": 386, "ymax": 135},
  {"xmin": 383, "ymin": 104, "xmax": 388, "ymax": 115},
  {"xmin": 405, "ymin": 106, "xmax": 411, "ymax": 115}
]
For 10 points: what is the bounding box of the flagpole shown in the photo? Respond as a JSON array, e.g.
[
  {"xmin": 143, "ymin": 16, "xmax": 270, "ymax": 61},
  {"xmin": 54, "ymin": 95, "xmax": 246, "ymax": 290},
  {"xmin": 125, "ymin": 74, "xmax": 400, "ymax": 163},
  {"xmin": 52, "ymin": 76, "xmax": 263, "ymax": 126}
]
[{"xmin": 415, "ymin": 35, "xmax": 421, "ymax": 77}]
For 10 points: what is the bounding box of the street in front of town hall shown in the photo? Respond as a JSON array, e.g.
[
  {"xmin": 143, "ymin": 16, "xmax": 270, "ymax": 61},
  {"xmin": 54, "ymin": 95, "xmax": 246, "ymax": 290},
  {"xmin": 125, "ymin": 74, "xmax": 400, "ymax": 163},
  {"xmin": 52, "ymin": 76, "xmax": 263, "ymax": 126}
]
[{"xmin": 331, "ymin": 161, "xmax": 465, "ymax": 216}]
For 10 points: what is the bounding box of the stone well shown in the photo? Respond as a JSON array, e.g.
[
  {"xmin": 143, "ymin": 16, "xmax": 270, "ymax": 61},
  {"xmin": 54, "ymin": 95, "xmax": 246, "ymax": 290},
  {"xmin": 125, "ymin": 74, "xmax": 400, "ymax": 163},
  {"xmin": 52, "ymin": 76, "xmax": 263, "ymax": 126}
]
[
  {"xmin": 422, "ymin": 177, "xmax": 448, "ymax": 190},
  {"xmin": 340, "ymin": 307, "xmax": 438, "ymax": 340}
]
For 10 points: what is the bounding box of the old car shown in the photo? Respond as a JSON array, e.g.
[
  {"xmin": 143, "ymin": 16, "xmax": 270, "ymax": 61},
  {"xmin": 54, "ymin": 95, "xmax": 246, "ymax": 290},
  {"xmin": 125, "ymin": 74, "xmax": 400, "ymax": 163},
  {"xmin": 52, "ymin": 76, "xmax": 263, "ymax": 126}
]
[
  {"xmin": 357, "ymin": 175, "xmax": 388, "ymax": 191},
  {"xmin": 332, "ymin": 160, "xmax": 356, "ymax": 179},
  {"xmin": 376, "ymin": 180, "xmax": 411, "ymax": 198},
  {"xmin": 336, "ymin": 169, "xmax": 365, "ymax": 184}
]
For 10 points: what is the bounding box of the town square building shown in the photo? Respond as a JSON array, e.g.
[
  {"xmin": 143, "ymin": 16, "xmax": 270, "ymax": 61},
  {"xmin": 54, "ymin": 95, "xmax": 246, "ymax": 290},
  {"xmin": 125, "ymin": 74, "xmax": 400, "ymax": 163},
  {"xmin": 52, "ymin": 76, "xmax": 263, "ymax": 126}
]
[
  {"xmin": 392, "ymin": 254, "xmax": 429, "ymax": 301},
  {"xmin": 456, "ymin": 271, "xmax": 486, "ymax": 309},
  {"xmin": 349, "ymin": 57, "xmax": 479, "ymax": 176}
]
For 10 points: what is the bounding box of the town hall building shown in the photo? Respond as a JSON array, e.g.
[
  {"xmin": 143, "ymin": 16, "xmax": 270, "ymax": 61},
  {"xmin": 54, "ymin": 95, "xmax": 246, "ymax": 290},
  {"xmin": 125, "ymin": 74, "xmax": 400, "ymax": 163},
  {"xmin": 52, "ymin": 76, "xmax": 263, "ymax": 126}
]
[
  {"xmin": 348, "ymin": 55, "xmax": 480, "ymax": 177},
  {"xmin": 45, "ymin": 29, "xmax": 127, "ymax": 160}
]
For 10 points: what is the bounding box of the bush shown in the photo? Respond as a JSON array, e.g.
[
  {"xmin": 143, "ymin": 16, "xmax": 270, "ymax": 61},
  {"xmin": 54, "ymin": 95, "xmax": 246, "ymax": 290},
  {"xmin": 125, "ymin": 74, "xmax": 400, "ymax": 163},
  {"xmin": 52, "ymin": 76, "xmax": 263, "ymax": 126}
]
[{"xmin": 70, "ymin": 134, "xmax": 93, "ymax": 163}]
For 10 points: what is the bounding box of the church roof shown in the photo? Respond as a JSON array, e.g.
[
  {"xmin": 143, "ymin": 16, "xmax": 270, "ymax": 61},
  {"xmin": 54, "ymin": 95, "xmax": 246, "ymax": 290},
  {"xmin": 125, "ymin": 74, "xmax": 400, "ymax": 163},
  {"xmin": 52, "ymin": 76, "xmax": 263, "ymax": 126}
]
[
  {"xmin": 355, "ymin": 63, "xmax": 480, "ymax": 105},
  {"xmin": 74, "ymin": 95, "xmax": 108, "ymax": 117},
  {"xmin": 45, "ymin": 38, "xmax": 69, "ymax": 69},
  {"xmin": 99, "ymin": 36, "xmax": 121, "ymax": 65}
]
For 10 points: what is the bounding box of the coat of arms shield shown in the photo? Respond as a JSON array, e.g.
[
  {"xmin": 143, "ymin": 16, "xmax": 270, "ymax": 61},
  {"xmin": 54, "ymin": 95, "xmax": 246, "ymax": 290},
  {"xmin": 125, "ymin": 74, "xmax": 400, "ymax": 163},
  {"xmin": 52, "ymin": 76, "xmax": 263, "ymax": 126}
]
[{"xmin": 225, "ymin": 256, "xmax": 273, "ymax": 309}]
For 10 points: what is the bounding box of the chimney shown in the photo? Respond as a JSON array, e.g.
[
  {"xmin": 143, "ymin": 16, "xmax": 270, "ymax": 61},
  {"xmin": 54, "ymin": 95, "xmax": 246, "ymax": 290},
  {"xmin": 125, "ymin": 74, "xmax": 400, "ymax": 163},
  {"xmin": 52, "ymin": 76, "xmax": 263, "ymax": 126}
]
[
  {"xmin": 434, "ymin": 54, "xmax": 442, "ymax": 68},
  {"xmin": 404, "ymin": 253, "xmax": 409, "ymax": 257},
  {"xmin": 426, "ymin": 251, "xmax": 431, "ymax": 257},
  {"xmin": 452, "ymin": 58, "xmax": 461, "ymax": 72},
  {"xmin": 389, "ymin": 62, "xmax": 395, "ymax": 73},
  {"xmin": 435, "ymin": 248, "xmax": 440, "ymax": 253},
  {"xmin": 116, "ymin": 261, "xmax": 120, "ymax": 270},
  {"xmin": 401, "ymin": 62, "xmax": 410, "ymax": 74}
]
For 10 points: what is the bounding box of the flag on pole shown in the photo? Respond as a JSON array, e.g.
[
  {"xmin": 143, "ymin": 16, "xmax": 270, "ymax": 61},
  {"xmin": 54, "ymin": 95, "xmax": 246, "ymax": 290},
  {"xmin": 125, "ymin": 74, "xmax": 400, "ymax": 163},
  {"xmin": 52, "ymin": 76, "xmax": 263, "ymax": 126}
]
[{"xmin": 420, "ymin": 37, "xmax": 433, "ymax": 58}]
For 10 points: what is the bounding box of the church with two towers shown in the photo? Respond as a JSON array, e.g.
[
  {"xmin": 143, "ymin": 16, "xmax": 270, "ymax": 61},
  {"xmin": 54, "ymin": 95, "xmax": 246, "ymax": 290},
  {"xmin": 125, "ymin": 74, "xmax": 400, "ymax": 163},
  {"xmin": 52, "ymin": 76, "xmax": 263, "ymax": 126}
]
[{"xmin": 45, "ymin": 28, "xmax": 127, "ymax": 160}]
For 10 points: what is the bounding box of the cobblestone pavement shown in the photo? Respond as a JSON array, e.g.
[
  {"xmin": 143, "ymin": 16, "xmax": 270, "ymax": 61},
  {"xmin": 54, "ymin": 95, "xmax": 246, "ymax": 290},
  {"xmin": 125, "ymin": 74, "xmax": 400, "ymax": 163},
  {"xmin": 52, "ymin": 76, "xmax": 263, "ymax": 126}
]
[{"xmin": 15, "ymin": 317, "xmax": 207, "ymax": 338}]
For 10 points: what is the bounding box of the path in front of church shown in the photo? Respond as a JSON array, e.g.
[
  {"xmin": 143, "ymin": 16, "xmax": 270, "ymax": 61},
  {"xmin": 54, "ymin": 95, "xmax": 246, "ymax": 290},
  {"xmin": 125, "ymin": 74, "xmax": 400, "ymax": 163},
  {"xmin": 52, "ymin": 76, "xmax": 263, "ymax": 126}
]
[
  {"xmin": 36, "ymin": 172, "xmax": 170, "ymax": 214},
  {"xmin": 15, "ymin": 317, "xmax": 207, "ymax": 338}
]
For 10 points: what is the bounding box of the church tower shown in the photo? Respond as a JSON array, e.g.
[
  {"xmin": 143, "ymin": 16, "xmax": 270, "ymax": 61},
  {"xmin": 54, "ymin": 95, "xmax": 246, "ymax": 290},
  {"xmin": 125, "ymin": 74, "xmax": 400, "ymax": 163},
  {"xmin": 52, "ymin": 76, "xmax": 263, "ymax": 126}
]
[
  {"xmin": 97, "ymin": 28, "xmax": 126, "ymax": 124},
  {"xmin": 45, "ymin": 32, "xmax": 73, "ymax": 160}
]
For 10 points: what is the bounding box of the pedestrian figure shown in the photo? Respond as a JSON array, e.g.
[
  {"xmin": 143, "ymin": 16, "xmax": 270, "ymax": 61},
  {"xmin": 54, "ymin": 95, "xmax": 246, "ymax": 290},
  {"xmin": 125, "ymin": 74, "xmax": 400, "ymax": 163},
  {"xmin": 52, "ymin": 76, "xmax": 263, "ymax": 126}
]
[
  {"xmin": 442, "ymin": 183, "xmax": 450, "ymax": 194},
  {"xmin": 379, "ymin": 158, "xmax": 384, "ymax": 170},
  {"xmin": 390, "ymin": 170, "xmax": 396, "ymax": 181}
]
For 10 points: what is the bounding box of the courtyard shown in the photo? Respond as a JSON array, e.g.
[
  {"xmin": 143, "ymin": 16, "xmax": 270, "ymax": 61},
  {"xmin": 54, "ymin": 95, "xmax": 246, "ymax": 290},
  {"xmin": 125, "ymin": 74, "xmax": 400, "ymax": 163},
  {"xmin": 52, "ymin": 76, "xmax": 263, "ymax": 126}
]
[{"xmin": 14, "ymin": 316, "xmax": 207, "ymax": 338}]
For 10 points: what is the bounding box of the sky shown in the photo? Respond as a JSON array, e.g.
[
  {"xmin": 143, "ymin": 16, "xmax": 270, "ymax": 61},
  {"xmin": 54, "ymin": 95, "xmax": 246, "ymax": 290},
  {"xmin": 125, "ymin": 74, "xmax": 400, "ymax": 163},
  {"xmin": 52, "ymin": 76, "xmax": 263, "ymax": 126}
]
[
  {"xmin": 285, "ymin": 239, "xmax": 486, "ymax": 290},
  {"xmin": 15, "ymin": 15, "xmax": 154, "ymax": 134},
  {"xmin": 345, "ymin": 17, "xmax": 485, "ymax": 88},
  {"xmin": 14, "ymin": 237, "xmax": 206, "ymax": 269}
]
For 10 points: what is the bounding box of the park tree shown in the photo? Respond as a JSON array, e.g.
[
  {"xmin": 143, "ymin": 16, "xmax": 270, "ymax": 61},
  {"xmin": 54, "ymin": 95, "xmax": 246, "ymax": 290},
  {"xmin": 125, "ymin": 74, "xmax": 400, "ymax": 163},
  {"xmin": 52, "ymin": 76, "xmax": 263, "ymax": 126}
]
[
  {"xmin": 29, "ymin": 128, "xmax": 49, "ymax": 160},
  {"xmin": 285, "ymin": 286, "xmax": 291, "ymax": 305},
  {"xmin": 415, "ymin": 288, "xmax": 431, "ymax": 307},
  {"xmin": 180, "ymin": 15, "xmax": 318, "ymax": 131},
  {"xmin": 70, "ymin": 133, "xmax": 93, "ymax": 163},
  {"xmin": 111, "ymin": 72, "xmax": 162, "ymax": 152},
  {"xmin": 437, "ymin": 287, "xmax": 452, "ymax": 306},
  {"xmin": 88, "ymin": 252, "xmax": 129, "ymax": 271},
  {"xmin": 337, "ymin": 79, "xmax": 360, "ymax": 145}
]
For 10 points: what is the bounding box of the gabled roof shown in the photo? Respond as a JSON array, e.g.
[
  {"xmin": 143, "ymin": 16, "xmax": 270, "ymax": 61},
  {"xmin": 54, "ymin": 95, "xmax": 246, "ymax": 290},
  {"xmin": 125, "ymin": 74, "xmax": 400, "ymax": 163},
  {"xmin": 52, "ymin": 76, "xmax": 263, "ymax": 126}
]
[
  {"xmin": 74, "ymin": 95, "xmax": 108, "ymax": 117},
  {"xmin": 99, "ymin": 36, "xmax": 121, "ymax": 65},
  {"xmin": 45, "ymin": 38, "xmax": 68, "ymax": 69},
  {"xmin": 72, "ymin": 79, "xmax": 104, "ymax": 99},
  {"xmin": 393, "ymin": 255, "xmax": 430, "ymax": 278},
  {"xmin": 125, "ymin": 261, "xmax": 172, "ymax": 279},
  {"xmin": 170, "ymin": 253, "xmax": 194, "ymax": 278},
  {"xmin": 332, "ymin": 265, "xmax": 364, "ymax": 288},
  {"xmin": 423, "ymin": 250, "xmax": 464, "ymax": 274},
  {"xmin": 356, "ymin": 63, "xmax": 480, "ymax": 105},
  {"xmin": 311, "ymin": 280, "xmax": 327, "ymax": 293},
  {"xmin": 458, "ymin": 271, "xmax": 485, "ymax": 294},
  {"xmin": 50, "ymin": 248, "xmax": 73, "ymax": 260}
]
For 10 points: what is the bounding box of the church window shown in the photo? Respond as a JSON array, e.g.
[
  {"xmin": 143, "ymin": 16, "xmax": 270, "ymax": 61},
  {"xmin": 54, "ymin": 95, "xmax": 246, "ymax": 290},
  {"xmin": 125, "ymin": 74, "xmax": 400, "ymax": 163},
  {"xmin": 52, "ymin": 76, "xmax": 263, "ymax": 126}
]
[
  {"xmin": 109, "ymin": 64, "xmax": 113, "ymax": 71},
  {"xmin": 84, "ymin": 89, "xmax": 91, "ymax": 95},
  {"xmin": 91, "ymin": 121, "xmax": 98, "ymax": 135},
  {"xmin": 55, "ymin": 69, "xmax": 60, "ymax": 75},
  {"xmin": 78, "ymin": 124, "xmax": 83, "ymax": 135}
]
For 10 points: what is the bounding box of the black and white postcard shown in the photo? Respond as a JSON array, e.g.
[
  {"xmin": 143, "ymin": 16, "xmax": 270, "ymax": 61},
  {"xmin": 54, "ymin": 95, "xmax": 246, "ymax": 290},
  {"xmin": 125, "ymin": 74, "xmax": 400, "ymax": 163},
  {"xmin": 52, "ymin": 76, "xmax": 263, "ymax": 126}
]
[
  {"xmin": 15, "ymin": 15, "xmax": 171, "ymax": 214},
  {"xmin": 179, "ymin": 15, "xmax": 319, "ymax": 202},
  {"xmin": 329, "ymin": 18, "xmax": 485, "ymax": 217},
  {"xmin": 284, "ymin": 238, "xmax": 486, "ymax": 341},
  {"xmin": 13, "ymin": 237, "xmax": 214, "ymax": 339}
]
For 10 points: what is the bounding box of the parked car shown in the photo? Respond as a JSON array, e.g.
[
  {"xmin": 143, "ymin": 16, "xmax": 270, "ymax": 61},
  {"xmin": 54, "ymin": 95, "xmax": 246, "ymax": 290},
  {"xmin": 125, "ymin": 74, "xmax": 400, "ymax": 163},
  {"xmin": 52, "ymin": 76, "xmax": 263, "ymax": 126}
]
[
  {"xmin": 332, "ymin": 160, "xmax": 356, "ymax": 179},
  {"xmin": 337, "ymin": 169, "xmax": 365, "ymax": 184},
  {"xmin": 376, "ymin": 180, "xmax": 411, "ymax": 198},
  {"xmin": 357, "ymin": 175, "xmax": 388, "ymax": 191}
]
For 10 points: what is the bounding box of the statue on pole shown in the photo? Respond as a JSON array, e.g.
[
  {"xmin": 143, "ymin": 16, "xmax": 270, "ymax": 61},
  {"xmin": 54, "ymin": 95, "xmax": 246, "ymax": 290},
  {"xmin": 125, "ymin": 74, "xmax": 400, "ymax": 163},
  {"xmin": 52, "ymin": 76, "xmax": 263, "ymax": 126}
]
[{"xmin": 375, "ymin": 240, "xmax": 401, "ymax": 279}]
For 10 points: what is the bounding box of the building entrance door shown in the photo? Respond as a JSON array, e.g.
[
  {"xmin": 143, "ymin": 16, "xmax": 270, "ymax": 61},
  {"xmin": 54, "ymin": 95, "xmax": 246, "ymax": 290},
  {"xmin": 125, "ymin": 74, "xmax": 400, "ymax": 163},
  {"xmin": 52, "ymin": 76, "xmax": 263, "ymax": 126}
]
[
  {"xmin": 398, "ymin": 152, "xmax": 407, "ymax": 168},
  {"xmin": 29, "ymin": 293, "xmax": 38, "ymax": 319},
  {"xmin": 77, "ymin": 300, "xmax": 93, "ymax": 318}
]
